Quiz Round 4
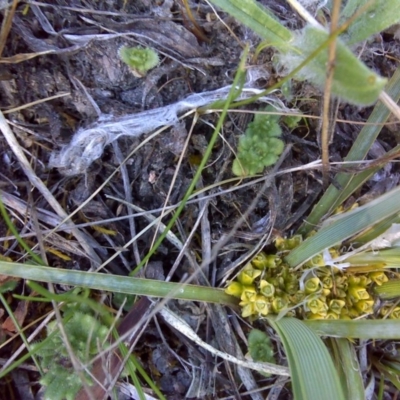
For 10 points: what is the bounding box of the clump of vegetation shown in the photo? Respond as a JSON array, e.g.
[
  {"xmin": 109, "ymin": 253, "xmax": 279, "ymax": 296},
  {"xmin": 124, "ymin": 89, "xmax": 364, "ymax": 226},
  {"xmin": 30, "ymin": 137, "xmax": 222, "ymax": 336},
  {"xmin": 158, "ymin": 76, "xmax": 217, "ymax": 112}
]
[
  {"xmin": 232, "ymin": 107, "xmax": 285, "ymax": 176},
  {"xmin": 226, "ymin": 235, "xmax": 393, "ymax": 320},
  {"xmin": 248, "ymin": 328, "xmax": 276, "ymax": 370},
  {"xmin": 32, "ymin": 305, "xmax": 109, "ymax": 400},
  {"xmin": 118, "ymin": 45, "xmax": 159, "ymax": 77}
]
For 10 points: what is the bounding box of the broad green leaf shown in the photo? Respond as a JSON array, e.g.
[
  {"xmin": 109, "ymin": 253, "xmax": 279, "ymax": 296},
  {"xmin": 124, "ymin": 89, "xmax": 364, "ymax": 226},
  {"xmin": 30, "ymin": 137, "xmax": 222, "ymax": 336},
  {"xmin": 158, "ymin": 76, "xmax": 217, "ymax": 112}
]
[
  {"xmin": 281, "ymin": 26, "xmax": 387, "ymax": 105},
  {"xmin": 340, "ymin": 0, "xmax": 400, "ymax": 45},
  {"xmin": 0, "ymin": 261, "xmax": 238, "ymax": 306},
  {"xmin": 306, "ymin": 319, "xmax": 400, "ymax": 339},
  {"xmin": 286, "ymin": 185, "xmax": 400, "ymax": 268},
  {"xmin": 270, "ymin": 318, "xmax": 345, "ymax": 400}
]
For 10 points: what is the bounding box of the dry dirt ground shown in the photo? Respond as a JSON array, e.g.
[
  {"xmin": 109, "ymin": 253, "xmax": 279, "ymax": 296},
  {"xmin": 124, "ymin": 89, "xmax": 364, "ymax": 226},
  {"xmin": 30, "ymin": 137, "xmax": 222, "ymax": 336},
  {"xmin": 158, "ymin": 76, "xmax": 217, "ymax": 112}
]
[{"xmin": 0, "ymin": 0, "xmax": 400, "ymax": 399}]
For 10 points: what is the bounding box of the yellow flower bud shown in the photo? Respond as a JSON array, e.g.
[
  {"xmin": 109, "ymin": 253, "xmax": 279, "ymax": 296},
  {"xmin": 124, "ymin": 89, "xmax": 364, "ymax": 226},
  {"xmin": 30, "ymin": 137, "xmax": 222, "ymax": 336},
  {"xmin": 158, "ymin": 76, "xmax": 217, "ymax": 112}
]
[
  {"xmin": 287, "ymin": 235, "xmax": 302, "ymax": 249},
  {"xmin": 240, "ymin": 286, "xmax": 257, "ymax": 302},
  {"xmin": 285, "ymin": 279, "xmax": 298, "ymax": 295},
  {"xmin": 306, "ymin": 312, "xmax": 326, "ymax": 320},
  {"xmin": 348, "ymin": 275, "xmax": 360, "ymax": 286},
  {"xmin": 254, "ymin": 295, "xmax": 271, "ymax": 316},
  {"xmin": 307, "ymin": 296, "xmax": 328, "ymax": 315},
  {"xmin": 271, "ymin": 296, "xmax": 289, "ymax": 313},
  {"xmin": 358, "ymin": 275, "xmax": 371, "ymax": 286},
  {"xmin": 252, "ymin": 252, "xmax": 281, "ymax": 269},
  {"xmin": 335, "ymin": 288, "xmax": 347, "ymax": 298},
  {"xmin": 368, "ymin": 271, "xmax": 388, "ymax": 286},
  {"xmin": 238, "ymin": 263, "xmax": 262, "ymax": 285},
  {"xmin": 335, "ymin": 275, "xmax": 348, "ymax": 289},
  {"xmin": 240, "ymin": 302, "xmax": 255, "ymax": 318},
  {"xmin": 329, "ymin": 299, "xmax": 346, "ymax": 315},
  {"xmin": 349, "ymin": 286, "xmax": 370, "ymax": 300},
  {"xmin": 355, "ymin": 300, "xmax": 374, "ymax": 314},
  {"xmin": 225, "ymin": 282, "xmax": 243, "ymax": 298},
  {"xmin": 321, "ymin": 276, "xmax": 333, "ymax": 289},
  {"xmin": 325, "ymin": 312, "xmax": 339, "ymax": 320},
  {"xmin": 290, "ymin": 290, "xmax": 305, "ymax": 304},
  {"xmin": 389, "ymin": 307, "xmax": 400, "ymax": 319},
  {"xmin": 307, "ymin": 254, "xmax": 325, "ymax": 267},
  {"xmin": 321, "ymin": 288, "xmax": 331, "ymax": 297},
  {"xmin": 275, "ymin": 236, "xmax": 287, "ymax": 251},
  {"xmin": 304, "ymin": 277, "xmax": 321, "ymax": 294},
  {"xmin": 259, "ymin": 280, "xmax": 275, "ymax": 298}
]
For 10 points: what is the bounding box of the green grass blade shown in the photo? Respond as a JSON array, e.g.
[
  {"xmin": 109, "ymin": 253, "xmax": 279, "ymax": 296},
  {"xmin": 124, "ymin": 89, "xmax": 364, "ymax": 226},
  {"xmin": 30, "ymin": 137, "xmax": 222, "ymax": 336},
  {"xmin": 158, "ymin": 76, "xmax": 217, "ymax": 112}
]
[
  {"xmin": 286, "ymin": 185, "xmax": 400, "ymax": 267},
  {"xmin": 270, "ymin": 317, "xmax": 345, "ymax": 400},
  {"xmin": 299, "ymin": 66, "xmax": 400, "ymax": 236},
  {"xmin": 130, "ymin": 46, "xmax": 249, "ymax": 276},
  {"xmin": 306, "ymin": 319, "xmax": 400, "ymax": 339},
  {"xmin": 330, "ymin": 338, "xmax": 365, "ymax": 400},
  {"xmin": 0, "ymin": 261, "xmax": 238, "ymax": 306},
  {"xmin": 374, "ymin": 279, "xmax": 400, "ymax": 300}
]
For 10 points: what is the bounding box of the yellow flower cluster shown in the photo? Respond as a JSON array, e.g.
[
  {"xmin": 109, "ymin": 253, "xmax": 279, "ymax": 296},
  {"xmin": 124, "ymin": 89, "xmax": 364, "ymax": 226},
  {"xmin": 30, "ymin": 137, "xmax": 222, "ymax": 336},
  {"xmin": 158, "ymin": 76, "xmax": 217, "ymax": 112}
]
[{"xmin": 225, "ymin": 235, "xmax": 394, "ymax": 320}]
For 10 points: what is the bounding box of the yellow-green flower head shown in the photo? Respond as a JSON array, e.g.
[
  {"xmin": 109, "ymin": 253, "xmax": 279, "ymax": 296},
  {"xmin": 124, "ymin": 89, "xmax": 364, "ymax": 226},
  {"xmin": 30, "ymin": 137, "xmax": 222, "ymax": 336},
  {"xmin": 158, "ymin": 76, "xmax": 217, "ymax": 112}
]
[
  {"xmin": 349, "ymin": 286, "xmax": 370, "ymax": 301},
  {"xmin": 275, "ymin": 235, "xmax": 302, "ymax": 251},
  {"xmin": 284, "ymin": 277, "xmax": 299, "ymax": 295},
  {"xmin": 252, "ymin": 252, "xmax": 281, "ymax": 269},
  {"xmin": 321, "ymin": 276, "xmax": 333, "ymax": 289},
  {"xmin": 259, "ymin": 280, "xmax": 275, "ymax": 298},
  {"xmin": 238, "ymin": 263, "xmax": 262, "ymax": 285},
  {"xmin": 225, "ymin": 282, "xmax": 243, "ymax": 298},
  {"xmin": 329, "ymin": 299, "xmax": 346, "ymax": 315},
  {"xmin": 304, "ymin": 277, "xmax": 321, "ymax": 294},
  {"xmin": 355, "ymin": 300, "xmax": 374, "ymax": 314},
  {"xmin": 306, "ymin": 312, "xmax": 327, "ymax": 320},
  {"xmin": 254, "ymin": 295, "xmax": 271, "ymax": 316},
  {"xmin": 325, "ymin": 312, "xmax": 339, "ymax": 320},
  {"xmin": 240, "ymin": 302, "xmax": 255, "ymax": 318},
  {"xmin": 241, "ymin": 286, "xmax": 258, "ymax": 303},
  {"xmin": 274, "ymin": 236, "xmax": 287, "ymax": 251},
  {"xmin": 358, "ymin": 275, "xmax": 371, "ymax": 286},
  {"xmin": 306, "ymin": 296, "xmax": 328, "ymax": 315},
  {"xmin": 271, "ymin": 296, "xmax": 289, "ymax": 313},
  {"xmin": 290, "ymin": 290, "xmax": 305, "ymax": 304},
  {"xmin": 368, "ymin": 271, "xmax": 388, "ymax": 286},
  {"xmin": 307, "ymin": 253, "xmax": 325, "ymax": 267},
  {"xmin": 389, "ymin": 307, "xmax": 400, "ymax": 319},
  {"xmin": 287, "ymin": 235, "xmax": 303, "ymax": 249},
  {"xmin": 335, "ymin": 275, "xmax": 348, "ymax": 289}
]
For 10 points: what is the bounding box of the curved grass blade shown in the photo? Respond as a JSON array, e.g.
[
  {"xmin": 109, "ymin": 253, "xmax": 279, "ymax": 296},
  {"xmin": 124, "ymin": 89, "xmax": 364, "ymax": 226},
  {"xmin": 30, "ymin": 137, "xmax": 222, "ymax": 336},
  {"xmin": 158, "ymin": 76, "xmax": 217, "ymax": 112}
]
[
  {"xmin": 330, "ymin": 338, "xmax": 365, "ymax": 400},
  {"xmin": 270, "ymin": 317, "xmax": 345, "ymax": 400},
  {"xmin": 286, "ymin": 185, "xmax": 400, "ymax": 268}
]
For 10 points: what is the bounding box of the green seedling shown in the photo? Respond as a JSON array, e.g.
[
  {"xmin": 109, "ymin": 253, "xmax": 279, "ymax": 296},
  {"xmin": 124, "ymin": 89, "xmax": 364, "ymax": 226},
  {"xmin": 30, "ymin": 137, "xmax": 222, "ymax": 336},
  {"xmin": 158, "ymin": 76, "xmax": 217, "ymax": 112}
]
[
  {"xmin": 248, "ymin": 329, "xmax": 276, "ymax": 377},
  {"xmin": 232, "ymin": 107, "xmax": 285, "ymax": 176},
  {"xmin": 119, "ymin": 45, "xmax": 159, "ymax": 77},
  {"xmin": 32, "ymin": 304, "xmax": 109, "ymax": 400}
]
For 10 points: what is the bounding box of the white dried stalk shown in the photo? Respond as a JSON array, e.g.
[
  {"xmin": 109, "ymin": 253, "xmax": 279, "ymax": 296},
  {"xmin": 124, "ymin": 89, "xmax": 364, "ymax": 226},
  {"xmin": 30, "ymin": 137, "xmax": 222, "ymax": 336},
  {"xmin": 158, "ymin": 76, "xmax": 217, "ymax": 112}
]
[{"xmin": 159, "ymin": 306, "xmax": 290, "ymax": 376}]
